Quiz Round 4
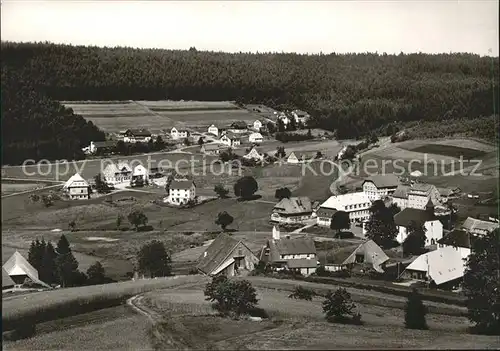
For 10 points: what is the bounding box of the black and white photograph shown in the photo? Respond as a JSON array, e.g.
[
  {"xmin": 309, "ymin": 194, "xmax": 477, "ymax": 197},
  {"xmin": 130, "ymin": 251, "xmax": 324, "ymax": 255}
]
[{"xmin": 1, "ymin": 0, "xmax": 499, "ymax": 349}]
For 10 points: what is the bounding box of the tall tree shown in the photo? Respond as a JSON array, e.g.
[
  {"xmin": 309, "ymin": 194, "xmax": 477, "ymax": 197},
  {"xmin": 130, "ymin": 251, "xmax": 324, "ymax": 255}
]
[
  {"xmin": 215, "ymin": 211, "xmax": 234, "ymax": 231},
  {"xmin": 330, "ymin": 211, "xmax": 351, "ymax": 236},
  {"xmin": 463, "ymin": 229, "xmax": 500, "ymax": 335},
  {"xmin": 404, "ymin": 289, "xmax": 428, "ymax": 330},
  {"xmin": 28, "ymin": 238, "xmax": 46, "ymax": 273},
  {"xmin": 137, "ymin": 240, "xmax": 172, "ymax": 278},
  {"xmin": 234, "ymin": 176, "xmax": 258, "ymax": 200},
  {"xmin": 86, "ymin": 261, "xmax": 107, "ymax": 285},
  {"xmin": 55, "ymin": 235, "xmax": 79, "ymax": 287},
  {"xmin": 275, "ymin": 187, "xmax": 292, "ymax": 200},
  {"xmin": 402, "ymin": 221, "xmax": 427, "ymax": 256},
  {"xmin": 214, "ymin": 184, "xmax": 229, "ymax": 198},
  {"xmin": 128, "ymin": 210, "xmax": 148, "ymax": 231},
  {"xmin": 365, "ymin": 200, "xmax": 398, "ymax": 248},
  {"xmin": 40, "ymin": 241, "xmax": 58, "ymax": 285}
]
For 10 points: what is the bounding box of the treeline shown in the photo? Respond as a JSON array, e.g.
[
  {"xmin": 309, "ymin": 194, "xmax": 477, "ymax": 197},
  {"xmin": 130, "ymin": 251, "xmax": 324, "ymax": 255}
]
[
  {"xmin": 1, "ymin": 67, "xmax": 105, "ymax": 165},
  {"xmin": 2, "ymin": 42, "xmax": 499, "ymax": 162}
]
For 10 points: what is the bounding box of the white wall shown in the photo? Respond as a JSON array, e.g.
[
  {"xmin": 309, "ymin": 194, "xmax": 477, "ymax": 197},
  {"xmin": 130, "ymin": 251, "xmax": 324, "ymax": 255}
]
[
  {"xmin": 396, "ymin": 220, "xmax": 443, "ymax": 245},
  {"xmin": 167, "ymin": 185, "xmax": 196, "ymax": 205}
]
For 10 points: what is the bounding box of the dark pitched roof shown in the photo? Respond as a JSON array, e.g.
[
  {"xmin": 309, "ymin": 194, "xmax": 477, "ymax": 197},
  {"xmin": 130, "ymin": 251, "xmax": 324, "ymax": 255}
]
[
  {"xmin": 409, "ymin": 183, "xmax": 435, "ymax": 194},
  {"xmin": 93, "ymin": 141, "xmax": 116, "ymax": 148},
  {"xmin": 363, "ymin": 174, "xmax": 400, "ymax": 189},
  {"xmin": 437, "ymin": 229, "xmax": 474, "ymax": 249},
  {"xmin": 196, "ymin": 234, "xmax": 240, "ymax": 275},
  {"xmin": 461, "ymin": 217, "xmax": 499, "ymax": 233},
  {"xmin": 273, "ymin": 197, "xmax": 313, "ymax": 215},
  {"xmin": 394, "ymin": 208, "xmax": 435, "ymax": 227},
  {"xmin": 315, "ymin": 207, "xmax": 338, "ymax": 218},
  {"xmin": 230, "ymin": 121, "xmax": 248, "ymax": 129},
  {"xmin": 169, "ymin": 179, "xmax": 195, "ymax": 190},
  {"xmin": 392, "ymin": 184, "xmax": 411, "ymax": 199},
  {"xmin": 272, "ymin": 237, "xmax": 317, "ymax": 256},
  {"xmin": 127, "ymin": 129, "xmax": 152, "ymax": 137}
]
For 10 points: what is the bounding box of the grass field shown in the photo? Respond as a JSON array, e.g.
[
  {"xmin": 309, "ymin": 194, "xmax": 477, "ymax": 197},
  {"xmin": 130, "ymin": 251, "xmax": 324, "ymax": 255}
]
[
  {"xmin": 3, "ymin": 305, "xmax": 153, "ymax": 351},
  {"xmin": 409, "ymin": 144, "xmax": 487, "ymax": 160},
  {"xmin": 61, "ymin": 100, "xmax": 262, "ymax": 132},
  {"xmin": 1, "ymin": 182, "xmax": 47, "ymax": 196}
]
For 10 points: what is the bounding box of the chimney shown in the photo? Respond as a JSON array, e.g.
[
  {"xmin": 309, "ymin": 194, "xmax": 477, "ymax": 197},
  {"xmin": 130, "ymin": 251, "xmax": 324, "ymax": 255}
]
[{"xmin": 272, "ymin": 225, "xmax": 280, "ymax": 240}]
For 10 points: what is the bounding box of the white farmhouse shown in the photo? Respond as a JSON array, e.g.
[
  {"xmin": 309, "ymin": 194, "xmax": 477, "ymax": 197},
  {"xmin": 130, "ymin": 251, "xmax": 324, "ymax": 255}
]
[
  {"xmin": 219, "ymin": 132, "xmax": 241, "ymax": 147},
  {"xmin": 253, "ymin": 120, "xmax": 263, "ymax": 131},
  {"xmin": 317, "ymin": 192, "xmax": 371, "ymax": 227},
  {"xmin": 207, "ymin": 124, "xmax": 219, "ymax": 136},
  {"xmin": 170, "ymin": 127, "xmax": 190, "ymax": 140},
  {"xmin": 165, "ymin": 179, "xmax": 196, "ymax": 205},
  {"xmin": 393, "ymin": 200, "xmax": 443, "ymax": 245},
  {"xmin": 123, "ymin": 129, "xmax": 152, "ymax": 143},
  {"xmin": 437, "ymin": 229, "xmax": 473, "ymax": 261},
  {"xmin": 248, "ymin": 132, "xmax": 263, "ymax": 144},
  {"xmin": 243, "ymin": 147, "xmax": 264, "ymax": 162},
  {"xmin": 362, "ymin": 174, "xmax": 400, "ymax": 201},
  {"xmin": 63, "ymin": 173, "xmax": 90, "ymax": 200},
  {"xmin": 132, "ymin": 164, "xmax": 149, "ymax": 184},
  {"xmin": 102, "ymin": 162, "xmax": 132, "ymax": 185},
  {"xmin": 407, "ymin": 183, "xmax": 441, "ymax": 210}
]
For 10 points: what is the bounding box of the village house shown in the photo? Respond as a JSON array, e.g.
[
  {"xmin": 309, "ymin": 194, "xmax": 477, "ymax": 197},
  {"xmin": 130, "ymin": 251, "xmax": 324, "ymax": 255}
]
[
  {"xmin": 2, "ymin": 251, "xmax": 50, "ymax": 288},
  {"xmin": 123, "ymin": 129, "xmax": 152, "ymax": 143},
  {"xmin": 460, "ymin": 216, "xmax": 499, "ymax": 236},
  {"xmin": 165, "ymin": 179, "xmax": 196, "ymax": 205},
  {"xmin": 260, "ymin": 226, "xmax": 318, "ymax": 276},
  {"xmin": 82, "ymin": 140, "xmax": 117, "ymax": 155},
  {"xmin": 393, "ymin": 200, "xmax": 443, "ymax": 245},
  {"xmin": 131, "ymin": 164, "xmax": 149, "ymax": 184},
  {"xmin": 401, "ymin": 246, "xmax": 465, "ymax": 290},
  {"xmin": 315, "ymin": 207, "xmax": 339, "ymax": 227},
  {"xmin": 325, "ymin": 240, "xmax": 389, "ymax": 273},
  {"xmin": 243, "ymin": 146, "xmax": 264, "ymax": 162},
  {"xmin": 170, "ymin": 127, "xmax": 190, "ymax": 140},
  {"xmin": 196, "ymin": 233, "xmax": 259, "ymax": 277},
  {"xmin": 252, "ymin": 120, "xmax": 263, "ymax": 131},
  {"xmin": 317, "ymin": 192, "xmax": 371, "ymax": 227},
  {"xmin": 270, "ymin": 197, "xmax": 313, "ymax": 224},
  {"xmin": 228, "ymin": 121, "xmax": 249, "ymax": 134},
  {"xmin": 286, "ymin": 151, "xmax": 313, "ymax": 164},
  {"xmin": 63, "ymin": 173, "xmax": 91, "ymax": 200},
  {"xmin": 207, "ymin": 124, "xmax": 219, "ymax": 136},
  {"xmin": 362, "ymin": 174, "xmax": 400, "ymax": 201},
  {"xmin": 437, "ymin": 229, "xmax": 474, "ymax": 260},
  {"xmin": 219, "ymin": 132, "xmax": 241, "ymax": 147},
  {"xmin": 277, "ymin": 114, "xmax": 290, "ymax": 126},
  {"xmin": 436, "ymin": 187, "xmax": 461, "ymax": 202},
  {"xmin": 201, "ymin": 143, "xmax": 228, "ymax": 155},
  {"xmin": 248, "ymin": 132, "xmax": 263, "ymax": 144},
  {"xmin": 391, "ymin": 182, "xmax": 440, "ymax": 210},
  {"xmin": 102, "ymin": 162, "xmax": 133, "ymax": 185},
  {"xmin": 291, "ymin": 110, "xmax": 310, "ymax": 124}
]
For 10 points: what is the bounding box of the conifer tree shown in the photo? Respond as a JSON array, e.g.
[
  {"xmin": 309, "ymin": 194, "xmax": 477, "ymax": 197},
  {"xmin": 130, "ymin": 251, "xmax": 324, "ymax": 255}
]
[{"xmin": 404, "ymin": 289, "xmax": 428, "ymax": 330}]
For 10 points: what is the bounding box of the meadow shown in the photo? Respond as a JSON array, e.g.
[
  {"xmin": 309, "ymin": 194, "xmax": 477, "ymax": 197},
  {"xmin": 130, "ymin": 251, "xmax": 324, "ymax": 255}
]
[{"xmin": 61, "ymin": 100, "xmax": 262, "ymax": 132}]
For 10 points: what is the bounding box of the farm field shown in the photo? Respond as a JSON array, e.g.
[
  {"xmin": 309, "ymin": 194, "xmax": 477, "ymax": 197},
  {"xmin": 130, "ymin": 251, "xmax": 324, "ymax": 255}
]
[
  {"xmin": 1, "ymin": 182, "xmax": 47, "ymax": 196},
  {"xmin": 3, "ymin": 305, "xmax": 153, "ymax": 351},
  {"xmin": 406, "ymin": 144, "xmax": 487, "ymax": 160},
  {"xmin": 61, "ymin": 100, "xmax": 262, "ymax": 132},
  {"xmin": 141, "ymin": 282, "xmax": 498, "ymax": 350}
]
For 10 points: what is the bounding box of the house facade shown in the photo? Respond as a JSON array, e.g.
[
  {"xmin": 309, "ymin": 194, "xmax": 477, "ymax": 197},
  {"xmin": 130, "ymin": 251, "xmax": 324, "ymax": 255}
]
[
  {"xmin": 248, "ymin": 132, "xmax": 263, "ymax": 144},
  {"xmin": 102, "ymin": 162, "xmax": 133, "ymax": 185},
  {"xmin": 437, "ymin": 229, "xmax": 473, "ymax": 261},
  {"xmin": 270, "ymin": 197, "xmax": 313, "ymax": 224},
  {"xmin": 362, "ymin": 174, "xmax": 400, "ymax": 201},
  {"xmin": 82, "ymin": 141, "xmax": 117, "ymax": 155},
  {"xmin": 292, "ymin": 110, "xmax": 310, "ymax": 124},
  {"xmin": 123, "ymin": 129, "xmax": 152, "ymax": 143},
  {"xmin": 228, "ymin": 121, "xmax": 248, "ymax": 134},
  {"xmin": 393, "ymin": 201, "xmax": 443, "ymax": 245},
  {"xmin": 407, "ymin": 183, "xmax": 441, "ymax": 209},
  {"xmin": 63, "ymin": 173, "xmax": 91, "ymax": 200},
  {"xmin": 219, "ymin": 133, "xmax": 241, "ymax": 147},
  {"xmin": 171, "ymin": 127, "xmax": 190, "ymax": 140},
  {"xmin": 317, "ymin": 192, "xmax": 371, "ymax": 227},
  {"xmin": 460, "ymin": 217, "xmax": 499, "ymax": 236},
  {"xmin": 196, "ymin": 233, "xmax": 259, "ymax": 277},
  {"xmin": 201, "ymin": 143, "xmax": 228, "ymax": 155},
  {"xmin": 243, "ymin": 147, "xmax": 264, "ymax": 162},
  {"xmin": 207, "ymin": 124, "xmax": 219, "ymax": 136},
  {"xmin": 132, "ymin": 164, "xmax": 149, "ymax": 184},
  {"xmin": 253, "ymin": 120, "xmax": 263, "ymax": 131},
  {"xmin": 165, "ymin": 179, "xmax": 196, "ymax": 205},
  {"xmin": 260, "ymin": 226, "xmax": 318, "ymax": 276}
]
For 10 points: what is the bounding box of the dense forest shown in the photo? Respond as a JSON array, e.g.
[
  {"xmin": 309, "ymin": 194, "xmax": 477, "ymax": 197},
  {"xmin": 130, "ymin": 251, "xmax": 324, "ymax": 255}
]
[{"xmin": 1, "ymin": 41, "xmax": 498, "ymax": 164}]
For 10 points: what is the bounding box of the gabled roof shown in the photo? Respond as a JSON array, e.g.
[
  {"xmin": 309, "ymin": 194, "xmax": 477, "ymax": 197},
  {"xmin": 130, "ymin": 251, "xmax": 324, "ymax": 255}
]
[
  {"xmin": 409, "ymin": 183, "xmax": 436, "ymax": 195},
  {"xmin": 196, "ymin": 233, "xmax": 255, "ymax": 275},
  {"xmin": 126, "ymin": 129, "xmax": 151, "ymax": 137},
  {"xmin": 169, "ymin": 179, "xmax": 195, "ymax": 190},
  {"xmin": 392, "ymin": 184, "xmax": 411, "ymax": 199},
  {"xmin": 320, "ymin": 192, "xmax": 371, "ymax": 211},
  {"xmin": 249, "ymin": 132, "xmax": 263, "ymax": 138},
  {"xmin": 404, "ymin": 246, "xmax": 465, "ymax": 286},
  {"xmin": 273, "ymin": 197, "xmax": 313, "ymax": 215},
  {"xmin": 461, "ymin": 217, "xmax": 499, "ymax": 234},
  {"xmin": 63, "ymin": 173, "xmax": 88, "ymax": 189},
  {"xmin": 270, "ymin": 237, "xmax": 317, "ymax": 256},
  {"xmin": 436, "ymin": 187, "xmax": 455, "ymax": 197},
  {"xmin": 2, "ymin": 267, "xmax": 15, "ymax": 288},
  {"xmin": 117, "ymin": 162, "xmax": 132, "ymax": 173},
  {"xmin": 222, "ymin": 131, "xmax": 241, "ymax": 140},
  {"xmin": 363, "ymin": 174, "xmax": 400, "ymax": 189},
  {"xmin": 394, "ymin": 208, "xmax": 435, "ymax": 227},
  {"xmin": 287, "ymin": 151, "xmax": 314, "ymax": 160},
  {"xmin": 2, "ymin": 251, "xmax": 50, "ymax": 288},
  {"xmin": 315, "ymin": 207, "xmax": 338, "ymax": 218},
  {"xmin": 437, "ymin": 229, "xmax": 474, "ymax": 249},
  {"xmin": 342, "ymin": 240, "xmax": 389, "ymax": 273}
]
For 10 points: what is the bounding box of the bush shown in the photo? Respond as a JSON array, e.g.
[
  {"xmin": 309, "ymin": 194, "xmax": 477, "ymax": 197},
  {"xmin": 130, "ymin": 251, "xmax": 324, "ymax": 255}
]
[
  {"xmin": 203, "ymin": 276, "xmax": 259, "ymax": 318},
  {"xmin": 405, "ymin": 289, "xmax": 428, "ymax": 330},
  {"xmin": 322, "ymin": 288, "xmax": 360, "ymax": 324},
  {"xmin": 288, "ymin": 285, "xmax": 315, "ymax": 301},
  {"xmin": 275, "ymin": 132, "xmax": 314, "ymax": 142}
]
